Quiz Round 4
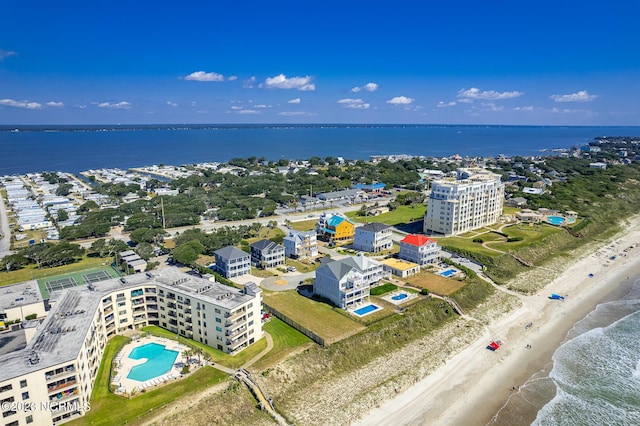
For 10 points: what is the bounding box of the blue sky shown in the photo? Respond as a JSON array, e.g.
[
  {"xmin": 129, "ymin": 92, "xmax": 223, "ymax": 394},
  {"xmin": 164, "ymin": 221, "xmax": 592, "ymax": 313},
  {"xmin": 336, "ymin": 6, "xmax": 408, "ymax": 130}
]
[{"xmin": 1, "ymin": 1, "xmax": 639, "ymax": 125}]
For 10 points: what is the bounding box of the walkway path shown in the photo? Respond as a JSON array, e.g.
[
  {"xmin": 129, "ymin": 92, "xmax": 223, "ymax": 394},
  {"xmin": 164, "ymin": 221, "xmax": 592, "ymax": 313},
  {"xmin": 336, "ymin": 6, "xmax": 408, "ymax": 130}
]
[{"xmin": 242, "ymin": 332, "xmax": 274, "ymax": 369}]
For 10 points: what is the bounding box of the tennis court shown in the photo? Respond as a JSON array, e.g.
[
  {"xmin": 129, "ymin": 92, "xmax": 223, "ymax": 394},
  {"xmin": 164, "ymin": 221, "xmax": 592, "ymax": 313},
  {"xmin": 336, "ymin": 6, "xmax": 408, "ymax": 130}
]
[
  {"xmin": 83, "ymin": 270, "xmax": 114, "ymax": 284},
  {"xmin": 37, "ymin": 267, "xmax": 121, "ymax": 299}
]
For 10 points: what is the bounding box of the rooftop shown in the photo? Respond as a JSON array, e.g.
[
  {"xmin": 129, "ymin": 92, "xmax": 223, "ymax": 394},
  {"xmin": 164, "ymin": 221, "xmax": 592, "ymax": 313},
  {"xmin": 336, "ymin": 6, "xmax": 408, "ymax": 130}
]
[
  {"xmin": 401, "ymin": 234, "xmax": 437, "ymax": 247},
  {"xmin": 0, "ymin": 280, "xmax": 43, "ymax": 312}
]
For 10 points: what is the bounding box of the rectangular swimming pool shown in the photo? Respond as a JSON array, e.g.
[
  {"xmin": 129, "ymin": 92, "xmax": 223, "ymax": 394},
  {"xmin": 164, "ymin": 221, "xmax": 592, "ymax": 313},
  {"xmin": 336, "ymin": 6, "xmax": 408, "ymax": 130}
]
[
  {"xmin": 127, "ymin": 343, "xmax": 179, "ymax": 382},
  {"xmin": 353, "ymin": 304, "xmax": 380, "ymax": 316},
  {"xmin": 440, "ymin": 269, "xmax": 457, "ymax": 277}
]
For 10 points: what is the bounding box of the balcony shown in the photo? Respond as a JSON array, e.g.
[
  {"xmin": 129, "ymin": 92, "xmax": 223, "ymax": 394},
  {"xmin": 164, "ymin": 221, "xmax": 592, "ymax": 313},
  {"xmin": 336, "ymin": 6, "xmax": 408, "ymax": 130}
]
[
  {"xmin": 226, "ymin": 335, "xmax": 248, "ymax": 348},
  {"xmin": 224, "ymin": 309, "xmax": 245, "ymax": 321},
  {"xmin": 225, "ymin": 325, "xmax": 247, "ymax": 338},
  {"xmin": 47, "ymin": 377, "xmax": 77, "ymax": 394},
  {"xmin": 45, "ymin": 366, "xmax": 75, "ymax": 382},
  {"xmin": 225, "ymin": 316, "xmax": 246, "ymax": 328},
  {"xmin": 48, "ymin": 387, "xmax": 78, "ymax": 402}
]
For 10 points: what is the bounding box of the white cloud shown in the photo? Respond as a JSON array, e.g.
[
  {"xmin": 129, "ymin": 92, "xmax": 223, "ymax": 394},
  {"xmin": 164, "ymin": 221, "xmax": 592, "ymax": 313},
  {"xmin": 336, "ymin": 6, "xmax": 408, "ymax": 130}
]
[
  {"xmin": 243, "ymin": 76, "xmax": 256, "ymax": 89},
  {"xmin": 184, "ymin": 71, "xmax": 224, "ymax": 82},
  {"xmin": 231, "ymin": 105, "xmax": 243, "ymax": 110},
  {"xmin": 387, "ymin": 96, "xmax": 414, "ymax": 105},
  {"xmin": 481, "ymin": 102, "xmax": 504, "ymax": 112},
  {"xmin": 0, "ymin": 49, "xmax": 17, "ymax": 61},
  {"xmin": 254, "ymin": 104, "xmax": 269, "ymax": 108},
  {"xmin": 237, "ymin": 109, "xmax": 260, "ymax": 114},
  {"xmin": 550, "ymin": 90, "xmax": 598, "ymax": 103},
  {"xmin": 97, "ymin": 101, "xmax": 132, "ymax": 110},
  {"xmin": 228, "ymin": 75, "xmax": 238, "ymax": 81},
  {"xmin": 288, "ymin": 98, "xmax": 301, "ymax": 104},
  {"xmin": 46, "ymin": 101, "xmax": 64, "ymax": 108},
  {"xmin": 166, "ymin": 101, "xmax": 178, "ymax": 107},
  {"xmin": 263, "ymin": 74, "xmax": 315, "ymax": 91},
  {"xmin": 437, "ymin": 101, "xmax": 456, "ymax": 108},
  {"xmin": 0, "ymin": 98, "xmax": 42, "ymax": 109},
  {"xmin": 337, "ymin": 98, "xmax": 370, "ymax": 109},
  {"xmin": 457, "ymin": 87, "xmax": 523, "ymax": 101},
  {"xmin": 514, "ymin": 106, "xmax": 535, "ymax": 111},
  {"xmin": 75, "ymin": 105, "xmax": 87, "ymax": 109},
  {"xmin": 351, "ymin": 82, "xmax": 379, "ymax": 93},
  {"xmin": 278, "ymin": 111, "xmax": 307, "ymax": 116}
]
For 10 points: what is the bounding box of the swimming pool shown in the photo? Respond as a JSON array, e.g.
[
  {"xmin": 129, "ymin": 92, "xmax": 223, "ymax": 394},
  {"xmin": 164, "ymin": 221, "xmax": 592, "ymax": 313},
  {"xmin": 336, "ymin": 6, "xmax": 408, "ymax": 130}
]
[
  {"xmin": 127, "ymin": 343, "xmax": 179, "ymax": 382},
  {"xmin": 547, "ymin": 215, "xmax": 566, "ymax": 225},
  {"xmin": 353, "ymin": 304, "xmax": 380, "ymax": 316},
  {"xmin": 440, "ymin": 268, "xmax": 457, "ymax": 277},
  {"xmin": 391, "ymin": 293, "xmax": 408, "ymax": 301}
]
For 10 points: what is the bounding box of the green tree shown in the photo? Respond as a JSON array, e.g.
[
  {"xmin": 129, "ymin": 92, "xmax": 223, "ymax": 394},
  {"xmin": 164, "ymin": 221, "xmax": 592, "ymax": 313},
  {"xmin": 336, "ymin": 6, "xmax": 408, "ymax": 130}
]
[
  {"xmin": 57, "ymin": 209, "xmax": 69, "ymax": 222},
  {"xmin": 172, "ymin": 240, "xmax": 205, "ymax": 265}
]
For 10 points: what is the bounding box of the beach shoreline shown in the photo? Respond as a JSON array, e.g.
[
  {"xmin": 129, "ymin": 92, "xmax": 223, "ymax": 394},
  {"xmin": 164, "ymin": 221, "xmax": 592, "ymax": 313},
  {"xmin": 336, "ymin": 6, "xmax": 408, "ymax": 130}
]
[{"xmin": 355, "ymin": 220, "xmax": 640, "ymax": 426}]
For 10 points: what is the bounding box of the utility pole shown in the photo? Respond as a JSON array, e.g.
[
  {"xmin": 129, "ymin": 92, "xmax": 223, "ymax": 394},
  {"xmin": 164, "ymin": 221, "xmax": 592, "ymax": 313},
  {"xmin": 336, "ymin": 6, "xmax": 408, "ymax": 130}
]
[{"xmin": 161, "ymin": 198, "xmax": 166, "ymax": 229}]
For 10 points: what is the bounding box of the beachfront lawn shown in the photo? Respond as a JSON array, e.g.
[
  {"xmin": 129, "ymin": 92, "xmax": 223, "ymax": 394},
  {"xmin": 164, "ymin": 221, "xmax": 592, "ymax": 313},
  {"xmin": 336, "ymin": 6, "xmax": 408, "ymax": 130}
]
[
  {"xmin": 262, "ymin": 290, "xmax": 365, "ymax": 344},
  {"xmin": 438, "ymin": 237, "xmax": 504, "ymax": 257},
  {"xmin": 491, "ymin": 223, "xmax": 562, "ymax": 252},
  {"xmin": 401, "ymin": 272, "xmax": 467, "ymax": 295},
  {"xmin": 69, "ymin": 336, "xmax": 230, "ymax": 426},
  {"xmin": 143, "ymin": 325, "xmax": 268, "ymax": 369},
  {"xmin": 0, "ymin": 256, "xmax": 116, "ymax": 287},
  {"xmin": 370, "ymin": 282, "xmax": 397, "ymax": 295},
  {"xmin": 251, "ymin": 317, "xmax": 313, "ymax": 371},
  {"xmin": 345, "ymin": 204, "xmax": 426, "ymax": 225}
]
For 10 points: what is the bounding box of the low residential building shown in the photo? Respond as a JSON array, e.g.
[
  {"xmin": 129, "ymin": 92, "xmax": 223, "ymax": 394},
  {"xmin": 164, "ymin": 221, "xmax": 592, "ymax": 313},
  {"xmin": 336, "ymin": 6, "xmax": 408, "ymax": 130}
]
[
  {"xmin": 517, "ymin": 209, "xmax": 544, "ymax": 223},
  {"xmin": 119, "ymin": 250, "xmax": 147, "ymax": 273},
  {"xmin": 399, "ymin": 235, "xmax": 441, "ymax": 265},
  {"xmin": 250, "ymin": 239, "xmax": 285, "ymax": 269},
  {"xmin": 0, "ymin": 281, "xmax": 46, "ymax": 326},
  {"xmin": 0, "ymin": 269, "xmax": 263, "ymax": 426},
  {"xmin": 316, "ymin": 213, "xmax": 356, "ymax": 242},
  {"xmin": 214, "ymin": 246, "xmax": 251, "ymax": 278},
  {"xmin": 283, "ymin": 230, "xmax": 318, "ymax": 259},
  {"xmin": 379, "ymin": 258, "xmax": 420, "ymax": 278},
  {"xmin": 314, "ymin": 255, "xmax": 387, "ymax": 309},
  {"xmin": 353, "ymin": 222, "xmax": 393, "ymax": 253}
]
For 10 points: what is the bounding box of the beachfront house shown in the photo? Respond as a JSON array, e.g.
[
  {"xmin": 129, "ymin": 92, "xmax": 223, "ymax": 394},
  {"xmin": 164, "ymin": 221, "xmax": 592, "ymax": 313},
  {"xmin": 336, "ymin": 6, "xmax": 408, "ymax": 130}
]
[
  {"xmin": 399, "ymin": 234, "xmax": 441, "ymax": 265},
  {"xmin": 250, "ymin": 239, "xmax": 285, "ymax": 269},
  {"xmin": 353, "ymin": 222, "xmax": 393, "ymax": 253},
  {"xmin": 213, "ymin": 246, "xmax": 251, "ymax": 278},
  {"xmin": 283, "ymin": 229, "xmax": 318, "ymax": 259},
  {"xmin": 314, "ymin": 255, "xmax": 387, "ymax": 309}
]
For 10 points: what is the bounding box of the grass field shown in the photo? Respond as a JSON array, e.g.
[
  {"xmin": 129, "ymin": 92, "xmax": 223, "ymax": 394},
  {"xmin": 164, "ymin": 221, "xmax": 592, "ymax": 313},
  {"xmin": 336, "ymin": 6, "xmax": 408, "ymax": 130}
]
[
  {"xmin": 345, "ymin": 204, "xmax": 426, "ymax": 225},
  {"xmin": 68, "ymin": 336, "xmax": 231, "ymax": 426},
  {"xmin": 289, "ymin": 219, "xmax": 317, "ymax": 231},
  {"xmin": 251, "ymin": 317, "xmax": 313, "ymax": 371},
  {"xmin": 491, "ymin": 223, "xmax": 563, "ymax": 252},
  {"xmin": 262, "ymin": 290, "xmax": 365, "ymax": 344},
  {"xmin": 0, "ymin": 256, "xmax": 118, "ymax": 287},
  {"xmin": 438, "ymin": 237, "xmax": 504, "ymax": 257},
  {"xmin": 401, "ymin": 272, "xmax": 467, "ymax": 295}
]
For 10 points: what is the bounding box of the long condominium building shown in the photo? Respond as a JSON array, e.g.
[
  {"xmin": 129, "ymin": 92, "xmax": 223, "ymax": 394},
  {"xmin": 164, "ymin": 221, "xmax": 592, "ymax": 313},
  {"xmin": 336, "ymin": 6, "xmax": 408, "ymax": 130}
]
[
  {"xmin": 424, "ymin": 168, "xmax": 504, "ymax": 236},
  {"xmin": 0, "ymin": 269, "xmax": 262, "ymax": 426}
]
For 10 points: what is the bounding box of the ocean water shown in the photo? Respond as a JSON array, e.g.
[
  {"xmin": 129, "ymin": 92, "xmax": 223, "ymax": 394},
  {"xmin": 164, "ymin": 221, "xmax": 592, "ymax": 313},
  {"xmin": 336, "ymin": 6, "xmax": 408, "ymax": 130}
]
[
  {"xmin": 2, "ymin": 124, "xmax": 640, "ymax": 175},
  {"xmin": 492, "ymin": 281, "xmax": 640, "ymax": 426}
]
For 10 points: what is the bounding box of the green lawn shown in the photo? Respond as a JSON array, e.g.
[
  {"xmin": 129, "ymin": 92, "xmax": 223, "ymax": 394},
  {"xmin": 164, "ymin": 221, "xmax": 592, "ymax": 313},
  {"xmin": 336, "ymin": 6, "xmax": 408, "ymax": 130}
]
[
  {"xmin": 69, "ymin": 336, "xmax": 230, "ymax": 426},
  {"xmin": 0, "ymin": 256, "xmax": 117, "ymax": 287},
  {"xmin": 289, "ymin": 219, "xmax": 317, "ymax": 231},
  {"xmin": 438, "ymin": 237, "xmax": 504, "ymax": 257},
  {"xmin": 346, "ymin": 204, "xmax": 426, "ymax": 225},
  {"xmin": 251, "ymin": 317, "xmax": 313, "ymax": 371},
  {"xmin": 263, "ymin": 290, "xmax": 365, "ymax": 344},
  {"xmin": 491, "ymin": 223, "xmax": 563, "ymax": 252}
]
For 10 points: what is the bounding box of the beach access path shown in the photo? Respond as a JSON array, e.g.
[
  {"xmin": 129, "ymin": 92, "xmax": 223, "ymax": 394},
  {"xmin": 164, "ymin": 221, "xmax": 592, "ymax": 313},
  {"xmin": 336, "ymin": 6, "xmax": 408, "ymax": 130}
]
[{"xmin": 356, "ymin": 217, "xmax": 640, "ymax": 426}]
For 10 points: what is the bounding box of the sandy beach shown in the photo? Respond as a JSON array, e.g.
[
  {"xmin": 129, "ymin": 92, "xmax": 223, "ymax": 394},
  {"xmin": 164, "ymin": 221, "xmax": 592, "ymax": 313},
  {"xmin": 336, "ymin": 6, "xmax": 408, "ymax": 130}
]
[{"xmin": 356, "ymin": 219, "xmax": 640, "ymax": 426}]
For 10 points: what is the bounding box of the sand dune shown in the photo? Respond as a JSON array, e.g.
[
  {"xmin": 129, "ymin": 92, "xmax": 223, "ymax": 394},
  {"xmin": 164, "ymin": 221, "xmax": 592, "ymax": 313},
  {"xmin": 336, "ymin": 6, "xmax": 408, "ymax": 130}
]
[{"xmin": 356, "ymin": 219, "xmax": 640, "ymax": 426}]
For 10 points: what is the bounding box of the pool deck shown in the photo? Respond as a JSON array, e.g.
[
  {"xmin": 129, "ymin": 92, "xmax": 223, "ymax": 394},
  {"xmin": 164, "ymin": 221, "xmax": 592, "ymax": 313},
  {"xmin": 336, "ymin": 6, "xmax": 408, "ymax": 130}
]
[
  {"xmin": 381, "ymin": 290, "xmax": 417, "ymax": 305},
  {"xmin": 111, "ymin": 336, "xmax": 192, "ymax": 395}
]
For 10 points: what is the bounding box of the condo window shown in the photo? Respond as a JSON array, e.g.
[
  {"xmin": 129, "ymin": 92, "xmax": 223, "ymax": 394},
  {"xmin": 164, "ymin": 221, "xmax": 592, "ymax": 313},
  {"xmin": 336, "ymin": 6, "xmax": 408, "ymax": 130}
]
[{"xmin": 19, "ymin": 380, "xmax": 27, "ymax": 388}]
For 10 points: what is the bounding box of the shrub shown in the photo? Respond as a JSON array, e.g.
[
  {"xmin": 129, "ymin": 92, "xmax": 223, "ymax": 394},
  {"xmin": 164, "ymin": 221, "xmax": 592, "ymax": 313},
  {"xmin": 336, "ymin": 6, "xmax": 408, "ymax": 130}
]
[
  {"xmin": 507, "ymin": 237, "xmax": 524, "ymax": 242},
  {"xmin": 472, "ymin": 238, "xmax": 484, "ymax": 243},
  {"xmin": 420, "ymin": 288, "xmax": 430, "ymax": 295},
  {"xmin": 25, "ymin": 314, "xmax": 37, "ymax": 320}
]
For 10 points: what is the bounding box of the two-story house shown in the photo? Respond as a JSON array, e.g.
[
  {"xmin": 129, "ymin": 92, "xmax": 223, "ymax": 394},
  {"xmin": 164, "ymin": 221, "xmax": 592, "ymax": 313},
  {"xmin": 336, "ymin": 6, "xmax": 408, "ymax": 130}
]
[{"xmin": 213, "ymin": 246, "xmax": 251, "ymax": 278}]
